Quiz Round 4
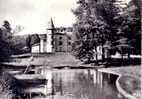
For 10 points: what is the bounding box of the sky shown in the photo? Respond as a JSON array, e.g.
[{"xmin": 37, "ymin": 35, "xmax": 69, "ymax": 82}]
[
  {"xmin": 0, "ymin": 0, "xmax": 77, "ymax": 34},
  {"xmin": 0, "ymin": 0, "xmax": 130, "ymax": 35}
]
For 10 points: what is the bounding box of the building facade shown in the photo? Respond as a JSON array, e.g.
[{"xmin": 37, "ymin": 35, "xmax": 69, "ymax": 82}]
[
  {"xmin": 54, "ymin": 32, "xmax": 73, "ymax": 52},
  {"xmin": 31, "ymin": 19, "xmax": 74, "ymax": 53}
]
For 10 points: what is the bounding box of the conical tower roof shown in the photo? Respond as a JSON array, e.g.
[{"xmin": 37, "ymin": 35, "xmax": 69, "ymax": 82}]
[{"xmin": 48, "ymin": 18, "xmax": 55, "ymax": 30}]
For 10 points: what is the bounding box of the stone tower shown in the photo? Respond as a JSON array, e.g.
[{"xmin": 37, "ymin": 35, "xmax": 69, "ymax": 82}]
[{"xmin": 46, "ymin": 18, "xmax": 55, "ymax": 52}]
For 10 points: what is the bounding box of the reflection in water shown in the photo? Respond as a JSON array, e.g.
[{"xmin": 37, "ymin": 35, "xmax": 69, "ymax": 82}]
[{"xmin": 32, "ymin": 69, "xmax": 120, "ymax": 99}]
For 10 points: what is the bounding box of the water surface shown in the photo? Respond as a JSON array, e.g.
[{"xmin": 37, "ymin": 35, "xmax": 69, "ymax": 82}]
[{"xmin": 33, "ymin": 69, "xmax": 121, "ymax": 99}]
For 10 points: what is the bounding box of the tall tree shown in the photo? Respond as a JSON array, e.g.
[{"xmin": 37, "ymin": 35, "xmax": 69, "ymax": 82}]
[
  {"xmin": 113, "ymin": 0, "xmax": 141, "ymax": 56},
  {"xmin": 122, "ymin": 0, "xmax": 141, "ymax": 55},
  {"xmin": 72, "ymin": 0, "xmax": 97, "ymax": 62},
  {"xmin": 72, "ymin": 0, "xmax": 120, "ymax": 63},
  {"xmin": 0, "ymin": 20, "xmax": 13, "ymax": 59}
]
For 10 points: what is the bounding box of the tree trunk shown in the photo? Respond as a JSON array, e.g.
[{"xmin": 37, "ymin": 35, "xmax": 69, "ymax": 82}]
[
  {"xmin": 102, "ymin": 45, "xmax": 105, "ymax": 62},
  {"xmin": 121, "ymin": 54, "xmax": 123, "ymax": 59},
  {"xmin": 94, "ymin": 47, "xmax": 98, "ymax": 65},
  {"xmin": 128, "ymin": 52, "xmax": 130, "ymax": 59}
]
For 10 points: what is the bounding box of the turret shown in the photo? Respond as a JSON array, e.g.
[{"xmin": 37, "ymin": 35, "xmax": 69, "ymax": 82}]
[{"xmin": 46, "ymin": 18, "xmax": 56, "ymax": 52}]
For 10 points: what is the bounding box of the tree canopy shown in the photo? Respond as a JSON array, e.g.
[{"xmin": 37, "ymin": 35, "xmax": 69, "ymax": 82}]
[
  {"xmin": 72, "ymin": 0, "xmax": 141, "ymax": 63},
  {"xmin": 0, "ymin": 20, "xmax": 40, "ymax": 60},
  {"xmin": 0, "ymin": 20, "xmax": 13, "ymax": 59}
]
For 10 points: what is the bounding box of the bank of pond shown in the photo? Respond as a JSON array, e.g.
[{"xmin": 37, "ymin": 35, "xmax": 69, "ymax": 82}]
[{"xmin": 0, "ymin": 65, "xmax": 140, "ymax": 99}]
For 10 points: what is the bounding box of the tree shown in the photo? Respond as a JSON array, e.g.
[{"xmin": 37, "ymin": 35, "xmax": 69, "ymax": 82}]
[
  {"xmin": 72, "ymin": 0, "xmax": 97, "ymax": 63},
  {"xmin": 0, "ymin": 20, "xmax": 12, "ymax": 42},
  {"xmin": 113, "ymin": 0, "xmax": 141, "ymax": 56},
  {"xmin": 72, "ymin": 0, "xmax": 120, "ymax": 63},
  {"xmin": 0, "ymin": 21, "xmax": 32, "ymax": 58},
  {"xmin": 122, "ymin": 0, "xmax": 141, "ymax": 55},
  {"xmin": 2, "ymin": 20, "xmax": 12, "ymax": 32},
  {"xmin": 26, "ymin": 34, "xmax": 40, "ymax": 52},
  {"xmin": 12, "ymin": 25, "xmax": 24, "ymax": 34},
  {"xmin": 0, "ymin": 20, "xmax": 13, "ymax": 60}
]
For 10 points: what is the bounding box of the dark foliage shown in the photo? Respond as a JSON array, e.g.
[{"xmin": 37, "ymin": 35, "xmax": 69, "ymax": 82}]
[{"xmin": 72, "ymin": 0, "xmax": 141, "ymax": 63}]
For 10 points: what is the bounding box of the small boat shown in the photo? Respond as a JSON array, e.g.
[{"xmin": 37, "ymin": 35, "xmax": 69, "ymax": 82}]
[{"xmin": 14, "ymin": 74, "xmax": 47, "ymax": 85}]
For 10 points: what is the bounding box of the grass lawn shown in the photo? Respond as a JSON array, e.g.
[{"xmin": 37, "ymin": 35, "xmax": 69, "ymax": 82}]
[
  {"xmin": 119, "ymin": 75, "xmax": 141, "ymax": 99},
  {"xmin": 2, "ymin": 53, "xmax": 81, "ymax": 67},
  {"xmin": 99, "ymin": 66, "xmax": 141, "ymax": 99}
]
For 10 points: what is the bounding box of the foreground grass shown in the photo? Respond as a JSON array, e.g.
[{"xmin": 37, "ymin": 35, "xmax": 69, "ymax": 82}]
[
  {"xmin": 119, "ymin": 76, "xmax": 141, "ymax": 99},
  {"xmin": 0, "ymin": 70, "xmax": 21, "ymax": 99}
]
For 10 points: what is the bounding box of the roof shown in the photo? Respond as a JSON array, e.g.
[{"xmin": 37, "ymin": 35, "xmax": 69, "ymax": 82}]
[
  {"xmin": 47, "ymin": 18, "xmax": 55, "ymax": 30},
  {"xmin": 39, "ymin": 34, "xmax": 46, "ymax": 39}
]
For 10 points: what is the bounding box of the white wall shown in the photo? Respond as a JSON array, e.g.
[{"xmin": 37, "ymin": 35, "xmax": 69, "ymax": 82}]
[
  {"xmin": 32, "ymin": 45, "xmax": 40, "ymax": 53},
  {"xmin": 46, "ymin": 31, "xmax": 53, "ymax": 53}
]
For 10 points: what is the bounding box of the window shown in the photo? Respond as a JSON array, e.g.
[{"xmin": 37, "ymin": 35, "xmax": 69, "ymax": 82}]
[
  {"xmin": 68, "ymin": 42, "xmax": 71, "ymax": 45},
  {"xmin": 59, "ymin": 41, "xmax": 63, "ymax": 45},
  {"xmin": 68, "ymin": 37, "xmax": 71, "ymax": 40},
  {"xmin": 59, "ymin": 36, "xmax": 62, "ymax": 40},
  {"xmin": 43, "ymin": 38, "xmax": 47, "ymax": 42}
]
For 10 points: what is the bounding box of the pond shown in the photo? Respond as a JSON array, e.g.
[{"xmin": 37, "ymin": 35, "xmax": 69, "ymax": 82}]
[{"xmin": 29, "ymin": 68, "xmax": 121, "ymax": 99}]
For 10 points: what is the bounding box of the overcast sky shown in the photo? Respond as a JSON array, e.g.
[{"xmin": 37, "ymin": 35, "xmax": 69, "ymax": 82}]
[
  {"xmin": 0, "ymin": 0, "xmax": 77, "ymax": 34},
  {"xmin": 0, "ymin": 0, "xmax": 130, "ymax": 35}
]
